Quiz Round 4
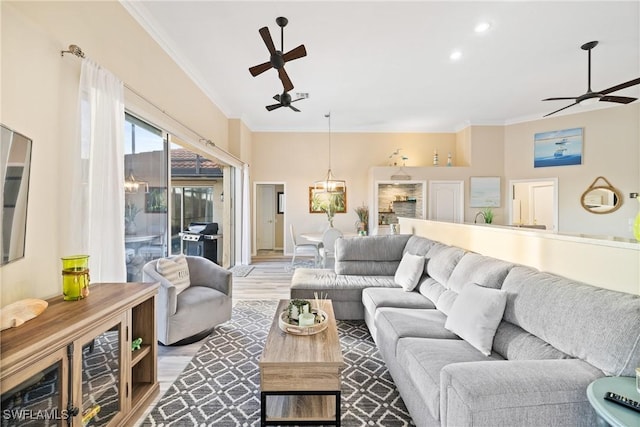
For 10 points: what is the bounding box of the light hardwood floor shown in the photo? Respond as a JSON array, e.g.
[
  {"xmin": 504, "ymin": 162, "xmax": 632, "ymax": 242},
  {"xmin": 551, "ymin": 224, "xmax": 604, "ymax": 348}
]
[{"xmin": 135, "ymin": 254, "xmax": 301, "ymax": 425}]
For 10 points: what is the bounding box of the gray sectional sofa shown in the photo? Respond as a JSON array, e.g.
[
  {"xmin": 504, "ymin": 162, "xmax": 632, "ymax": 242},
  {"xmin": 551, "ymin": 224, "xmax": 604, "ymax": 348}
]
[{"xmin": 290, "ymin": 234, "xmax": 640, "ymax": 426}]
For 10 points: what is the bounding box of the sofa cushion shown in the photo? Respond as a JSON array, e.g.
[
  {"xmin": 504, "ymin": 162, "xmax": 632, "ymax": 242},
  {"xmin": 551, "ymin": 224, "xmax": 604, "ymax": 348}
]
[
  {"xmin": 395, "ymin": 337, "xmax": 504, "ymax": 421},
  {"xmin": 394, "ymin": 252, "xmax": 425, "ymax": 291},
  {"xmin": 493, "ymin": 321, "xmax": 573, "ymax": 361},
  {"xmin": 502, "ymin": 266, "xmax": 640, "ymax": 376},
  {"xmin": 445, "ymin": 284, "xmax": 507, "ymax": 356},
  {"xmin": 425, "ymin": 243, "xmax": 466, "ymax": 286},
  {"xmin": 447, "ymin": 253, "xmax": 514, "ymax": 293},
  {"xmin": 291, "ymin": 268, "xmax": 397, "ymax": 302},
  {"xmin": 362, "ymin": 288, "xmax": 436, "ymax": 316},
  {"xmin": 334, "ymin": 234, "xmax": 410, "ymax": 275},
  {"xmin": 416, "ymin": 277, "xmax": 447, "ymax": 306},
  {"xmin": 156, "ymin": 255, "xmax": 190, "ymax": 294},
  {"xmin": 440, "ymin": 359, "xmax": 604, "ymax": 427},
  {"xmin": 403, "ymin": 235, "xmax": 436, "ymax": 257},
  {"xmin": 376, "ymin": 308, "xmax": 458, "ymax": 360}
]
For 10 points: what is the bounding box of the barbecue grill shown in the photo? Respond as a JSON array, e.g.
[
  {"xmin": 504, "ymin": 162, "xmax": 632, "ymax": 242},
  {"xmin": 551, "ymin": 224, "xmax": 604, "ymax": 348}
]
[{"xmin": 181, "ymin": 222, "xmax": 219, "ymax": 264}]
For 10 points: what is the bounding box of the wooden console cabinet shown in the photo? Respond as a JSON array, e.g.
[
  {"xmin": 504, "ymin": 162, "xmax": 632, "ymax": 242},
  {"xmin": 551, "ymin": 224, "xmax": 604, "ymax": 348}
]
[{"xmin": 0, "ymin": 282, "xmax": 159, "ymax": 426}]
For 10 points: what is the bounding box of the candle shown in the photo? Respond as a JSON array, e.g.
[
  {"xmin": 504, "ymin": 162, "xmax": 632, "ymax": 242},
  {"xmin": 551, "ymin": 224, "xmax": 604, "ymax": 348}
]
[{"xmin": 298, "ymin": 313, "xmax": 315, "ymax": 327}]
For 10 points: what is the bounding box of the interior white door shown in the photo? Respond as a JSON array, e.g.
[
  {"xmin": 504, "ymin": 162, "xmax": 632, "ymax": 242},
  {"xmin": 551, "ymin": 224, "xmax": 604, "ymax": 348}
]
[
  {"xmin": 531, "ymin": 184, "xmax": 554, "ymax": 231},
  {"xmin": 429, "ymin": 181, "xmax": 464, "ymax": 223},
  {"xmin": 256, "ymin": 185, "xmax": 275, "ymax": 250}
]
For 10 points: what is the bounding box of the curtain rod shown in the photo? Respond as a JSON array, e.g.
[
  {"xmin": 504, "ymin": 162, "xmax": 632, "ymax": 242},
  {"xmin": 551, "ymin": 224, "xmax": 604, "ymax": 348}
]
[{"xmin": 61, "ymin": 44, "xmax": 244, "ymax": 165}]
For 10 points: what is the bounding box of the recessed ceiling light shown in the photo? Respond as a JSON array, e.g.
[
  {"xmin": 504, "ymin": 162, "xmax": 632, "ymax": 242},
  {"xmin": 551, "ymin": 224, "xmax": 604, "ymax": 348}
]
[
  {"xmin": 450, "ymin": 50, "xmax": 462, "ymax": 61},
  {"xmin": 475, "ymin": 22, "xmax": 491, "ymax": 33},
  {"xmin": 296, "ymin": 92, "xmax": 309, "ymax": 99}
]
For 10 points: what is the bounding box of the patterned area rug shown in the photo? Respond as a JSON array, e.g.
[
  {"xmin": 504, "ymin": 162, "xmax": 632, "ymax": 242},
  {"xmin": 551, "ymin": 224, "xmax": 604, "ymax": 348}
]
[
  {"xmin": 229, "ymin": 265, "xmax": 255, "ymax": 277},
  {"xmin": 142, "ymin": 300, "xmax": 414, "ymax": 426}
]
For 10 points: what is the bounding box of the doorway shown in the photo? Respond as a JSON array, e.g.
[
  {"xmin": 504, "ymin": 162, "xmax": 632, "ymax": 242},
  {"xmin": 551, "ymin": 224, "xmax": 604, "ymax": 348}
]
[
  {"xmin": 428, "ymin": 180, "xmax": 465, "ymax": 223},
  {"xmin": 508, "ymin": 178, "xmax": 558, "ymax": 231},
  {"xmin": 254, "ymin": 182, "xmax": 285, "ymax": 256}
]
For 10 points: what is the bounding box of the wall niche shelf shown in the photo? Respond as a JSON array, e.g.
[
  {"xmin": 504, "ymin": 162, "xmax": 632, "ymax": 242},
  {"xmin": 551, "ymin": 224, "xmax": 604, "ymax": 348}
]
[
  {"xmin": 0, "ymin": 282, "xmax": 159, "ymax": 426},
  {"xmin": 373, "ymin": 180, "xmax": 426, "ymax": 229}
]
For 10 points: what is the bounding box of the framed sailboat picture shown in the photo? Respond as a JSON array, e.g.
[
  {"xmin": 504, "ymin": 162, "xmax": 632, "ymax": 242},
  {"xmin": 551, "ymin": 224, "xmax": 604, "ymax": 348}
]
[{"xmin": 534, "ymin": 127, "xmax": 583, "ymax": 168}]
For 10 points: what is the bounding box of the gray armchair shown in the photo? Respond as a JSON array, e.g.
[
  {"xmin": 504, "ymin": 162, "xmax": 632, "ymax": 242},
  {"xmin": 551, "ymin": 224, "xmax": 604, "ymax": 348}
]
[{"xmin": 142, "ymin": 255, "xmax": 232, "ymax": 345}]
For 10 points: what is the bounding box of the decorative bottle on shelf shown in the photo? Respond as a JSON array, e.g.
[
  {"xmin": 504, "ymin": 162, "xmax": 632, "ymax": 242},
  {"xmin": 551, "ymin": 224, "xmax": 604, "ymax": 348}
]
[
  {"xmin": 433, "ymin": 150, "xmax": 439, "ymax": 166},
  {"xmin": 447, "ymin": 152, "xmax": 452, "ymax": 167}
]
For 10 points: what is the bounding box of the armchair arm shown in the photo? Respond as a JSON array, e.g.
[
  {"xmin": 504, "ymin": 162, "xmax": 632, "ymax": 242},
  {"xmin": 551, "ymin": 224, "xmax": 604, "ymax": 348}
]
[
  {"xmin": 142, "ymin": 263, "xmax": 178, "ymax": 316},
  {"xmin": 186, "ymin": 256, "xmax": 233, "ymax": 297},
  {"xmin": 440, "ymin": 359, "xmax": 604, "ymax": 427}
]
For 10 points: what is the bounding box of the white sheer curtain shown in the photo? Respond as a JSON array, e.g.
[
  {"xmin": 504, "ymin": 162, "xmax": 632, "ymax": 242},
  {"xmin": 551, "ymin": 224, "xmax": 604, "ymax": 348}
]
[{"xmin": 67, "ymin": 59, "xmax": 126, "ymax": 282}]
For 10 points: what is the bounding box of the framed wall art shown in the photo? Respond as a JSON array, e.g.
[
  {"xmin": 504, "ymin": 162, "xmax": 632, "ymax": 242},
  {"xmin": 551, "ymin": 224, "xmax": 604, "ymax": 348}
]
[
  {"xmin": 534, "ymin": 127, "xmax": 583, "ymax": 168},
  {"xmin": 145, "ymin": 187, "xmax": 167, "ymax": 213},
  {"xmin": 309, "ymin": 187, "xmax": 347, "ymax": 214},
  {"xmin": 470, "ymin": 177, "xmax": 501, "ymax": 208},
  {"xmin": 277, "ymin": 191, "xmax": 284, "ymax": 214}
]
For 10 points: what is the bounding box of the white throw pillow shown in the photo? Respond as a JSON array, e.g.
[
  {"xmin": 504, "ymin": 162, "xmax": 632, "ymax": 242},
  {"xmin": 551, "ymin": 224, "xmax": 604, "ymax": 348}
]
[
  {"xmin": 156, "ymin": 255, "xmax": 191, "ymax": 294},
  {"xmin": 394, "ymin": 253, "xmax": 426, "ymax": 291},
  {"xmin": 444, "ymin": 283, "xmax": 507, "ymax": 356}
]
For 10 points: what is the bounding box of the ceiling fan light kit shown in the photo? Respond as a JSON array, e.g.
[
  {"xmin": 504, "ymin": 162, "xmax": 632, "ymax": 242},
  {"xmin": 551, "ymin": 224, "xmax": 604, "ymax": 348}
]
[
  {"xmin": 249, "ymin": 16, "xmax": 308, "ymax": 112},
  {"xmin": 542, "ymin": 40, "xmax": 640, "ymax": 117}
]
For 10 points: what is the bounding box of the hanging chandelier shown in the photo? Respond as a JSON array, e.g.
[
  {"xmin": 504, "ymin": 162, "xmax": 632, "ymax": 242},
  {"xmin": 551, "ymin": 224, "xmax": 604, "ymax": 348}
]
[
  {"xmin": 314, "ymin": 112, "xmax": 346, "ymax": 193},
  {"xmin": 124, "ymin": 169, "xmax": 148, "ymax": 193}
]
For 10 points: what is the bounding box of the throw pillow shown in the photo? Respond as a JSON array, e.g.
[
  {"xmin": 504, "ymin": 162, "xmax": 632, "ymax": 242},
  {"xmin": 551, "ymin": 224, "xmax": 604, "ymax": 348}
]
[
  {"xmin": 394, "ymin": 253, "xmax": 426, "ymax": 291},
  {"xmin": 444, "ymin": 283, "xmax": 507, "ymax": 356},
  {"xmin": 156, "ymin": 255, "xmax": 191, "ymax": 294}
]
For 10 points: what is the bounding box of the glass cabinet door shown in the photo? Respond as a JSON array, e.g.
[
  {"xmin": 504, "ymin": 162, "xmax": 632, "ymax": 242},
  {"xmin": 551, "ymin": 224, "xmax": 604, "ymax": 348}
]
[
  {"xmin": 75, "ymin": 315, "xmax": 125, "ymax": 426},
  {"xmin": 0, "ymin": 348, "xmax": 67, "ymax": 426}
]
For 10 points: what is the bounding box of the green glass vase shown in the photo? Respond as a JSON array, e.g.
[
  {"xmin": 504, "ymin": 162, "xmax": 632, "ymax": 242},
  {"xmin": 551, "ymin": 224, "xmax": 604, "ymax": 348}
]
[{"xmin": 61, "ymin": 255, "xmax": 90, "ymax": 301}]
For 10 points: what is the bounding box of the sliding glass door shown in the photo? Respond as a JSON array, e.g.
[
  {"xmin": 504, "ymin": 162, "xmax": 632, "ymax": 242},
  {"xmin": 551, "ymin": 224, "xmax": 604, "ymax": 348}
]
[{"xmin": 123, "ymin": 113, "xmax": 168, "ymax": 281}]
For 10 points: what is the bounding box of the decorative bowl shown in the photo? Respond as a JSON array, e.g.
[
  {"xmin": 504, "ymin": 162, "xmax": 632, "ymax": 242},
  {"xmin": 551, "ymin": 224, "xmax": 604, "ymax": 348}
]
[{"xmin": 278, "ymin": 309, "xmax": 328, "ymax": 336}]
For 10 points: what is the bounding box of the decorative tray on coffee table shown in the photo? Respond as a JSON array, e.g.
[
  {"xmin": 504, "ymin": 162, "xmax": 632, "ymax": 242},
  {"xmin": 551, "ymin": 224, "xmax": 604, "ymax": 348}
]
[{"xmin": 278, "ymin": 309, "xmax": 328, "ymax": 336}]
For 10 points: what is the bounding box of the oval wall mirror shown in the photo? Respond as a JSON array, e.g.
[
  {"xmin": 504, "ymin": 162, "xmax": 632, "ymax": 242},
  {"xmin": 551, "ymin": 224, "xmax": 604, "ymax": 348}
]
[{"xmin": 580, "ymin": 176, "xmax": 622, "ymax": 214}]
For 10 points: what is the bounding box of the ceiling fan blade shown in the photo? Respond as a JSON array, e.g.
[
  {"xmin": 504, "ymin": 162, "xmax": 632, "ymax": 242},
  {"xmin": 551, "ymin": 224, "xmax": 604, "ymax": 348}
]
[
  {"xmin": 266, "ymin": 103, "xmax": 283, "ymax": 111},
  {"xmin": 289, "ymin": 105, "xmax": 301, "ymax": 112},
  {"xmin": 291, "ymin": 97, "xmax": 304, "ymax": 103},
  {"xmin": 544, "ymin": 102, "xmax": 579, "ymax": 117},
  {"xmin": 278, "ymin": 67, "xmax": 294, "ymax": 92},
  {"xmin": 282, "ymin": 44, "xmax": 307, "ymax": 62},
  {"xmin": 249, "ymin": 61, "xmax": 272, "ymax": 77},
  {"xmin": 542, "ymin": 97, "xmax": 578, "ymax": 101},
  {"xmin": 600, "ymin": 77, "xmax": 640, "ymax": 95},
  {"xmin": 600, "ymin": 95, "xmax": 637, "ymax": 104},
  {"xmin": 259, "ymin": 26, "xmax": 277, "ymax": 54},
  {"xmin": 273, "ymin": 94, "xmax": 281, "ymax": 102}
]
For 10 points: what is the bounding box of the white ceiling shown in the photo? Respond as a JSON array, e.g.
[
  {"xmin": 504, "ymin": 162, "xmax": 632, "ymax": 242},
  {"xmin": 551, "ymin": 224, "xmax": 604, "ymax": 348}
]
[{"xmin": 122, "ymin": 1, "xmax": 640, "ymax": 133}]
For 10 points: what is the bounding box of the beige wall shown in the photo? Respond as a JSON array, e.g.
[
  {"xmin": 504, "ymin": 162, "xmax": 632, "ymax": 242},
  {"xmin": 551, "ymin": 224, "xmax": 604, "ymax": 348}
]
[
  {"xmin": 1, "ymin": 2, "xmax": 230, "ymax": 305},
  {"xmin": 505, "ymin": 104, "xmax": 640, "ymax": 238},
  {"xmin": 251, "ymin": 131, "xmax": 458, "ymax": 254},
  {"xmin": 401, "ymin": 218, "xmax": 640, "ymax": 296}
]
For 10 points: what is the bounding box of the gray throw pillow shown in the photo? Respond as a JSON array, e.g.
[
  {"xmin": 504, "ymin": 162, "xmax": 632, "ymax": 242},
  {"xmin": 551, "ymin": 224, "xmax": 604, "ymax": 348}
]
[
  {"xmin": 394, "ymin": 253, "xmax": 425, "ymax": 291},
  {"xmin": 444, "ymin": 283, "xmax": 507, "ymax": 356}
]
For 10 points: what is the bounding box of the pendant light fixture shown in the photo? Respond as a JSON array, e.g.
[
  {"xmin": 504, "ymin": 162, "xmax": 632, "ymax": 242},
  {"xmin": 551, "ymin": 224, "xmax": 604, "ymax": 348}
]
[
  {"xmin": 124, "ymin": 169, "xmax": 148, "ymax": 193},
  {"xmin": 314, "ymin": 112, "xmax": 345, "ymax": 193},
  {"xmin": 124, "ymin": 122, "xmax": 148, "ymax": 193}
]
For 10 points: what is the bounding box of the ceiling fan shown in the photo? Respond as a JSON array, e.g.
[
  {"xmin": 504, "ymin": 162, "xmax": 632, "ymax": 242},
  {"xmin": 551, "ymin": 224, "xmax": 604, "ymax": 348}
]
[
  {"xmin": 542, "ymin": 41, "xmax": 640, "ymax": 117},
  {"xmin": 266, "ymin": 91, "xmax": 305, "ymax": 112},
  {"xmin": 249, "ymin": 17, "xmax": 307, "ymax": 92}
]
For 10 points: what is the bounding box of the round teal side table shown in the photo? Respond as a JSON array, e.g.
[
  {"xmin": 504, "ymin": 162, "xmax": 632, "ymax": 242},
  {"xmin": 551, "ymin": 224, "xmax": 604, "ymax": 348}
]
[{"xmin": 587, "ymin": 376, "xmax": 639, "ymax": 427}]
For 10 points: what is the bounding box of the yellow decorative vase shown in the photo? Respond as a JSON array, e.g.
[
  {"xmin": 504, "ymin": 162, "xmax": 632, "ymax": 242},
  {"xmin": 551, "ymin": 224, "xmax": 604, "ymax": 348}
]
[{"xmin": 61, "ymin": 255, "xmax": 90, "ymax": 301}]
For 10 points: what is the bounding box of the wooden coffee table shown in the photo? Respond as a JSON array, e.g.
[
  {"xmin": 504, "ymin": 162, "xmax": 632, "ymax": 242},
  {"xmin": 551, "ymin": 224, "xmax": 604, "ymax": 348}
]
[{"xmin": 260, "ymin": 299, "xmax": 344, "ymax": 426}]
